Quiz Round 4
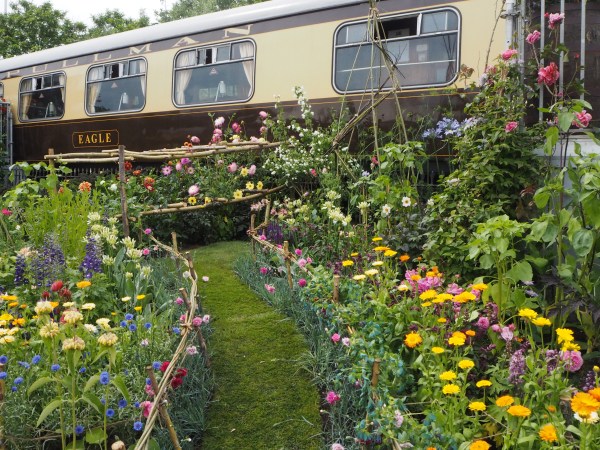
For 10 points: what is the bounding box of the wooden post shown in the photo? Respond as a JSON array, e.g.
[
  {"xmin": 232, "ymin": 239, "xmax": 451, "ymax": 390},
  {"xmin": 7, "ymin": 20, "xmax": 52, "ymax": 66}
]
[
  {"xmin": 195, "ymin": 328, "xmax": 211, "ymax": 368},
  {"xmin": 146, "ymin": 367, "xmax": 182, "ymax": 450},
  {"xmin": 263, "ymin": 200, "xmax": 271, "ymax": 226},
  {"xmin": 118, "ymin": 145, "xmax": 130, "ymax": 238},
  {"xmin": 370, "ymin": 359, "xmax": 381, "ymax": 388},
  {"xmin": 178, "ymin": 287, "xmax": 191, "ymax": 311},
  {"xmin": 250, "ymin": 214, "xmax": 256, "ymax": 259},
  {"xmin": 171, "ymin": 232, "xmax": 179, "ymax": 269},
  {"xmin": 185, "ymin": 252, "xmax": 197, "ymax": 282},
  {"xmin": 333, "ymin": 275, "xmax": 340, "ymax": 303},
  {"xmin": 283, "ymin": 241, "xmax": 293, "ymax": 289}
]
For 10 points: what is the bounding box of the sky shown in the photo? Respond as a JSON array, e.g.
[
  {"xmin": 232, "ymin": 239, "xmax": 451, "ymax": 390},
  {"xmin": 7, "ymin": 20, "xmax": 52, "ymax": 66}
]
[{"xmin": 24, "ymin": 0, "xmax": 168, "ymax": 25}]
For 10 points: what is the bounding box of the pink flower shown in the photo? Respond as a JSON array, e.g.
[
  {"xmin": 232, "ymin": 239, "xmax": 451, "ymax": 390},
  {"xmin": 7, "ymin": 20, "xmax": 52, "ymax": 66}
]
[
  {"xmin": 260, "ymin": 267, "xmax": 268, "ymax": 275},
  {"xmin": 161, "ymin": 166, "xmax": 172, "ymax": 176},
  {"xmin": 180, "ymin": 157, "xmax": 190, "ymax": 165},
  {"xmin": 342, "ymin": 337, "xmax": 350, "ymax": 347},
  {"xmin": 476, "ymin": 317, "xmax": 490, "ymax": 330},
  {"xmin": 265, "ymin": 284, "xmax": 275, "ymax": 294},
  {"xmin": 214, "ymin": 116, "xmax": 225, "ymax": 127},
  {"xmin": 295, "ymin": 248, "xmax": 302, "ymax": 256},
  {"xmin": 547, "ymin": 12, "xmax": 565, "ymax": 29},
  {"xmin": 259, "ymin": 126, "xmax": 267, "ymax": 135},
  {"xmin": 144, "ymin": 384, "xmax": 155, "ymax": 397},
  {"xmin": 297, "ymin": 258, "xmax": 307, "ymax": 268},
  {"xmin": 1, "ymin": 208, "xmax": 12, "ymax": 216},
  {"xmin": 192, "ymin": 317, "xmax": 203, "ymax": 327},
  {"xmin": 186, "ymin": 167, "xmax": 195, "ymax": 174},
  {"xmin": 248, "ymin": 165, "xmax": 256, "ymax": 176},
  {"xmin": 331, "ymin": 444, "xmax": 345, "ymax": 450},
  {"xmin": 144, "ymin": 228, "xmax": 152, "ymax": 235},
  {"xmin": 526, "ymin": 30, "xmax": 541, "ymax": 44},
  {"xmin": 298, "ymin": 278, "xmax": 307, "ymax": 288},
  {"xmin": 142, "ymin": 248, "xmax": 150, "ymax": 256},
  {"xmin": 175, "ymin": 162, "xmax": 183, "ymax": 171},
  {"xmin": 258, "ymin": 111, "xmax": 268, "ymax": 120},
  {"xmin": 505, "ymin": 121, "xmax": 518, "ymax": 132},
  {"xmin": 190, "ymin": 135, "xmax": 200, "ymax": 145},
  {"xmin": 501, "ymin": 48, "xmax": 518, "ymax": 61},
  {"xmin": 186, "ymin": 345, "xmax": 198, "ymax": 355},
  {"xmin": 490, "ymin": 324, "xmax": 501, "ymax": 333},
  {"xmin": 213, "ymin": 128, "xmax": 223, "ymax": 136},
  {"xmin": 537, "ymin": 62, "xmax": 560, "ymax": 86},
  {"xmin": 326, "ymin": 390, "xmax": 340, "ymax": 405},
  {"xmin": 188, "ymin": 184, "xmax": 199, "ymax": 196},
  {"xmin": 394, "ymin": 410, "xmax": 404, "ymax": 427},
  {"xmin": 500, "ymin": 326, "xmax": 514, "ymax": 342},
  {"xmin": 331, "ymin": 333, "xmax": 341, "ymax": 343},
  {"xmin": 202, "ymin": 276, "xmax": 209, "ymax": 282},
  {"xmin": 227, "ymin": 162, "xmax": 238, "ymax": 173},
  {"xmin": 306, "ymin": 257, "xmax": 313, "ymax": 264},
  {"xmin": 180, "ymin": 314, "xmax": 187, "ymax": 323},
  {"xmin": 140, "ymin": 401, "xmax": 154, "ymax": 418},
  {"xmin": 174, "ymin": 297, "xmax": 184, "ymax": 306},
  {"xmin": 310, "ymin": 168, "xmax": 317, "ymax": 177},
  {"xmin": 259, "ymin": 235, "xmax": 266, "ymax": 241},
  {"xmin": 202, "ymin": 314, "xmax": 210, "ymax": 324},
  {"xmin": 232, "ymin": 122, "xmax": 241, "ymax": 133},
  {"xmin": 573, "ymin": 110, "xmax": 592, "ymax": 128},
  {"xmin": 560, "ymin": 350, "xmax": 584, "ymax": 372}
]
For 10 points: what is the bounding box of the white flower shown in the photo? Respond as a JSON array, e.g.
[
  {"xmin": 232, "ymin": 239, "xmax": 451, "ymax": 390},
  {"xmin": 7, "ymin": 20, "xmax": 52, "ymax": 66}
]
[
  {"xmin": 381, "ymin": 204, "xmax": 392, "ymax": 217},
  {"xmin": 427, "ymin": 198, "xmax": 434, "ymax": 207},
  {"xmin": 402, "ymin": 197, "xmax": 412, "ymax": 208},
  {"xmin": 109, "ymin": 183, "xmax": 118, "ymax": 192},
  {"xmin": 88, "ymin": 212, "xmax": 101, "ymax": 223},
  {"xmin": 574, "ymin": 411, "xmax": 599, "ymax": 424}
]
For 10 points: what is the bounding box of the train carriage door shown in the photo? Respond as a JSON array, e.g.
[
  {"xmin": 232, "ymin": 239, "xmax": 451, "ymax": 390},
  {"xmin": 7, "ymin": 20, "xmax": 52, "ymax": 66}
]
[{"xmin": 0, "ymin": 82, "xmax": 14, "ymax": 186}]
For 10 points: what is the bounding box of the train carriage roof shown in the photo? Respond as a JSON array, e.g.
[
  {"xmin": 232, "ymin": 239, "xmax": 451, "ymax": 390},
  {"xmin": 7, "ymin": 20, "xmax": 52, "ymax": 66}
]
[{"xmin": 0, "ymin": 0, "xmax": 367, "ymax": 73}]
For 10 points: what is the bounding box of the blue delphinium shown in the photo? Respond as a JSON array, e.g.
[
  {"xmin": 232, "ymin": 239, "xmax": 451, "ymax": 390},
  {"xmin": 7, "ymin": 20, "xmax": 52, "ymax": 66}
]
[
  {"xmin": 79, "ymin": 233, "xmax": 102, "ymax": 279},
  {"xmin": 14, "ymin": 254, "xmax": 29, "ymax": 286}
]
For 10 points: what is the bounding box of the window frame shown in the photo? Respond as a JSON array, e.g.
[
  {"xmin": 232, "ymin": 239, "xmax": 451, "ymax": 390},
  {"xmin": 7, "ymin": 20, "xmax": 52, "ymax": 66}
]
[
  {"xmin": 332, "ymin": 7, "xmax": 461, "ymax": 94},
  {"xmin": 172, "ymin": 38, "xmax": 256, "ymax": 108},
  {"xmin": 0, "ymin": 82, "xmax": 4, "ymax": 99},
  {"xmin": 84, "ymin": 56, "xmax": 148, "ymax": 116},
  {"xmin": 18, "ymin": 71, "xmax": 66, "ymax": 122}
]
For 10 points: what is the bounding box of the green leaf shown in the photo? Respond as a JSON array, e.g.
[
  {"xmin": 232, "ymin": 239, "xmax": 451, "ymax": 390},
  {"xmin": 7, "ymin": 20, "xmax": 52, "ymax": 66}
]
[
  {"xmin": 479, "ymin": 254, "xmax": 494, "ymax": 270},
  {"xmin": 571, "ymin": 228, "xmax": 594, "ymax": 257},
  {"xmin": 111, "ymin": 374, "xmax": 131, "ymax": 403},
  {"xmin": 84, "ymin": 374, "xmax": 100, "ymax": 392},
  {"xmin": 148, "ymin": 438, "xmax": 161, "ymax": 450},
  {"xmin": 68, "ymin": 439, "xmax": 85, "ymax": 450},
  {"xmin": 80, "ymin": 392, "xmax": 103, "ymax": 414},
  {"xmin": 582, "ymin": 197, "xmax": 600, "ymax": 228},
  {"xmin": 544, "ymin": 126, "xmax": 559, "ymax": 155},
  {"xmin": 85, "ymin": 427, "xmax": 107, "ymax": 445},
  {"xmin": 558, "ymin": 111, "xmax": 574, "ymax": 132},
  {"xmin": 533, "ymin": 191, "xmax": 551, "ymax": 209},
  {"xmin": 506, "ymin": 261, "xmax": 533, "ymax": 283},
  {"xmin": 36, "ymin": 399, "xmax": 63, "ymax": 427},
  {"xmin": 566, "ymin": 425, "xmax": 582, "ymax": 437},
  {"xmin": 27, "ymin": 376, "xmax": 55, "ymax": 396}
]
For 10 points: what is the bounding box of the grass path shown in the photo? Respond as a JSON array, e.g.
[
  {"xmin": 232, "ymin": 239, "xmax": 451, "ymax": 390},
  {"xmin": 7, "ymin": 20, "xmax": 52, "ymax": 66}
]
[{"xmin": 193, "ymin": 241, "xmax": 322, "ymax": 450}]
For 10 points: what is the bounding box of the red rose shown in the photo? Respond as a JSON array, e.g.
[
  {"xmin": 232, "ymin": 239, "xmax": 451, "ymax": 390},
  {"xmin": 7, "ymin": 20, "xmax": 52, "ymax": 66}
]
[{"xmin": 50, "ymin": 280, "xmax": 63, "ymax": 292}]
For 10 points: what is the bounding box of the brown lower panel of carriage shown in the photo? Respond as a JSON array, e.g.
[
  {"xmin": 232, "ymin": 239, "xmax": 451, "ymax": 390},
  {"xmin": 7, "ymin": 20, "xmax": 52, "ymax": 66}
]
[{"xmin": 12, "ymin": 90, "xmax": 469, "ymax": 162}]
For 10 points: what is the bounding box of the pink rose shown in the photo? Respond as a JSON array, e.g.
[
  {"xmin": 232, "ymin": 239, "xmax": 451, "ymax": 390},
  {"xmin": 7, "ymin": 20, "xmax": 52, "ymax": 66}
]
[
  {"xmin": 501, "ymin": 48, "xmax": 518, "ymax": 61},
  {"xmin": 190, "ymin": 135, "xmax": 200, "ymax": 144},
  {"xmin": 232, "ymin": 122, "xmax": 241, "ymax": 133},
  {"xmin": 560, "ymin": 350, "xmax": 583, "ymax": 372},
  {"xmin": 537, "ymin": 62, "xmax": 559, "ymax": 86},
  {"xmin": 258, "ymin": 111, "xmax": 268, "ymax": 120},
  {"xmin": 526, "ymin": 30, "xmax": 541, "ymax": 45},
  {"xmin": 547, "ymin": 12, "xmax": 565, "ymax": 30},
  {"xmin": 505, "ymin": 121, "xmax": 518, "ymax": 133},
  {"xmin": 573, "ymin": 110, "xmax": 592, "ymax": 128},
  {"xmin": 192, "ymin": 316, "xmax": 203, "ymax": 327}
]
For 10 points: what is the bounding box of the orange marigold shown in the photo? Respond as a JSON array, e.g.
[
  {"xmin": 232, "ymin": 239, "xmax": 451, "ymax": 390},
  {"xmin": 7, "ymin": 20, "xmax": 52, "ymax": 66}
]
[
  {"xmin": 78, "ymin": 181, "xmax": 92, "ymax": 192},
  {"xmin": 469, "ymin": 440, "xmax": 491, "ymax": 450},
  {"xmin": 495, "ymin": 395, "xmax": 515, "ymax": 407},
  {"xmin": 507, "ymin": 405, "xmax": 532, "ymax": 417},
  {"xmin": 399, "ymin": 254, "xmax": 410, "ymax": 262},
  {"xmin": 404, "ymin": 332, "xmax": 423, "ymax": 348},
  {"xmin": 538, "ymin": 424, "xmax": 558, "ymax": 443},
  {"xmin": 571, "ymin": 392, "xmax": 600, "ymax": 416},
  {"xmin": 588, "ymin": 388, "xmax": 600, "ymax": 402}
]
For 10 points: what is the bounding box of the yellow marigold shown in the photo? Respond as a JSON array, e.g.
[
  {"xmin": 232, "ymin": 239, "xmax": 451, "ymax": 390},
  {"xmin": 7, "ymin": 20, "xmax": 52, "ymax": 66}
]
[
  {"xmin": 1, "ymin": 295, "xmax": 17, "ymax": 301},
  {"xmin": 12, "ymin": 318, "xmax": 25, "ymax": 327},
  {"xmin": 342, "ymin": 260, "xmax": 354, "ymax": 267},
  {"xmin": 421, "ymin": 301, "xmax": 432, "ymax": 307},
  {"xmin": 437, "ymin": 318, "xmax": 447, "ymax": 323},
  {"xmin": 588, "ymin": 388, "xmax": 600, "ymax": 402},
  {"xmin": 62, "ymin": 336, "xmax": 86, "ymax": 351},
  {"xmin": 383, "ymin": 249, "xmax": 397, "ymax": 257},
  {"xmin": 136, "ymin": 294, "xmax": 146, "ymax": 300},
  {"xmin": 468, "ymin": 401, "xmax": 486, "ymax": 412},
  {"xmin": 471, "ymin": 283, "xmax": 488, "ymax": 291},
  {"xmin": 373, "ymin": 246, "xmax": 389, "ymax": 252},
  {"xmin": 134, "ymin": 306, "xmax": 142, "ymax": 312},
  {"xmin": 518, "ymin": 308, "xmax": 538, "ymax": 320},
  {"xmin": 8, "ymin": 301, "xmax": 18, "ymax": 308},
  {"xmin": 63, "ymin": 310, "xmax": 83, "ymax": 324},
  {"xmin": 458, "ymin": 359, "xmax": 475, "ymax": 370},
  {"xmin": 547, "ymin": 405, "xmax": 557, "ymax": 413},
  {"xmin": 364, "ymin": 269, "xmax": 379, "ymax": 277},
  {"xmin": 496, "ymin": 395, "xmax": 515, "ymax": 407},
  {"xmin": 439, "ymin": 371, "xmax": 457, "ymax": 381},
  {"xmin": 556, "ymin": 328, "xmax": 574, "ymax": 344},
  {"xmin": 350, "ymin": 252, "xmax": 359, "ymax": 257},
  {"xmin": 507, "ymin": 405, "xmax": 532, "ymax": 417},
  {"xmin": 562, "ymin": 341, "xmax": 581, "ymax": 351},
  {"xmin": 188, "ymin": 196, "xmax": 198, "ymax": 205},
  {"xmin": 538, "ymin": 424, "xmax": 558, "ymax": 443},
  {"xmin": 431, "ymin": 347, "xmax": 445, "ymax": 354},
  {"xmin": 571, "ymin": 392, "xmax": 600, "ymax": 416},
  {"xmin": 434, "ymin": 293, "xmax": 453, "ymax": 303},
  {"xmin": 454, "ymin": 291, "xmax": 476, "ymax": 303},
  {"xmin": 448, "ymin": 331, "xmax": 467, "ymax": 346},
  {"xmin": 40, "ymin": 322, "xmax": 60, "ymax": 339},
  {"xmin": 97, "ymin": 332, "xmax": 118, "ymax": 347},
  {"xmin": 0, "ymin": 336, "xmax": 15, "ymax": 344},
  {"xmin": 442, "ymin": 384, "xmax": 460, "ymax": 395},
  {"xmin": 410, "ymin": 274, "xmax": 422, "ymax": 281},
  {"xmin": 50, "ymin": 301, "xmax": 59, "ymax": 308},
  {"xmin": 476, "ymin": 380, "xmax": 492, "ymax": 388},
  {"xmin": 372, "ymin": 237, "xmax": 383, "ymax": 242},
  {"xmin": 399, "ymin": 254, "xmax": 410, "ymax": 262},
  {"xmin": 372, "ymin": 261, "xmax": 384, "ymax": 267},
  {"xmin": 465, "ymin": 330, "xmax": 476, "ymax": 337},
  {"xmin": 353, "ymin": 274, "xmax": 366, "ymax": 281},
  {"xmin": 404, "ymin": 332, "xmax": 423, "ymax": 348},
  {"xmin": 419, "ymin": 290, "xmax": 437, "ymax": 300},
  {"xmin": 469, "ymin": 441, "xmax": 491, "ymax": 450},
  {"xmin": 76, "ymin": 280, "xmax": 92, "ymax": 289},
  {"xmin": 0, "ymin": 313, "xmax": 12, "ymax": 321},
  {"xmin": 531, "ymin": 317, "xmax": 551, "ymax": 327}
]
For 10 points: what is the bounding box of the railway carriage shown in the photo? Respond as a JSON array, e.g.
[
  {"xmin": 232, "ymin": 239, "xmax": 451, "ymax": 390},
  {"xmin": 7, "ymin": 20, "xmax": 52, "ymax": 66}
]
[{"xmin": 0, "ymin": 0, "xmax": 584, "ymax": 163}]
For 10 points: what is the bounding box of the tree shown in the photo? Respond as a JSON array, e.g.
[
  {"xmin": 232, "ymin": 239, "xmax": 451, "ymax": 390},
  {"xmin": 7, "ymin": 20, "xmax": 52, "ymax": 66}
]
[
  {"xmin": 156, "ymin": 0, "xmax": 265, "ymax": 23},
  {"xmin": 0, "ymin": 0, "xmax": 87, "ymax": 58},
  {"xmin": 86, "ymin": 10, "xmax": 151, "ymax": 39}
]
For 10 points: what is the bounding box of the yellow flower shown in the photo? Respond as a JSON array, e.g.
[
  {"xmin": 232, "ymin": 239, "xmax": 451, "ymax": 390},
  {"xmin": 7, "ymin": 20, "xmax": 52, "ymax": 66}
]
[
  {"xmin": 518, "ymin": 308, "xmax": 538, "ymax": 320},
  {"xmin": 256, "ymin": 181, "xmax": 263, "ymax": 190},
  {"xmin": 588, "ymin": 388, "xmax": 600, "ymax": 402},
  {"xmin": 465, "ymin": 330, "xmax": 476, "ymax": 337},
  {"xmin": 76, "ymin": 280, "xmax": 92, "ymax": 289},
  {"xmin": 507, "ymin": 405, "xmax": 531, "ymax": 417},
  {"xmin": 437, "ymin": 318, "xmax": 447, "ymax": 323},
  {"xmin": 421, "ymin": 302, "xmax": 432, "ymax": 307},
  {"xmin": 63, "ymin": 310, "xmax": 83, "ymax": 324},
  {"xmin": 136, "ymin": 294, "xmax": 146, "ymax": 300},
  {"xmin": 350, "ymin": 252, "xmax": 359, "ymax": 257},
  {"xmin": 188, "ymin": 196, "xmax": 197, "ymax": 205},
  {"xmin": 556, "ymin": 328, "xmax": 574, "ymax": 344},
  {"xmin": 246, "ymin": 182, "xmax": 255, "ymax": 190},
  {"xmin": 397, "ymin": 284, "xmax": 410, "ymax": 292},
  {"xmin": 571, "ymin": 392, "xmax": 600, "ymax": 416},
  {"xmin": 404, "ymin": 332, "xmax": 423, "ymax": 349},
  {"xmin": 11, "ymin": 318, "xmax": 24, "ymax": 327},
  {"xmin": 34, "ymin": 301, "xmax": 54, "ymax": 315},
  {"xmin": 81, "ymin": 303, "xmax": 96, "ymax": 311},
  {"xmin": 373, "ymin": 246, "xmax": 390, "ymax": 252},
  {"xmin": 1, "ymin": 295, "xmax": 17, "ymax": 301},
  {"xmin": 372, "ymin": 261, "xmax": 383, "ymax": 267},
  {"xmin": 410, "ymin": 274, "xmax": 422, "ymax": 281},
  {"xmin": 442, "ymin": 384, "xmax": 460, "ymax": 395},
  {"xmin": 97, "ymin": 332, "xmax": 118, "ymax": 347},
  {"xmin": 383, "ymin": 249, "xmax": 397, "ymax": 257},
  {"xmin": 469, "ymin": 441, "xmax": 491, "ymax": 450},
  {"xmin": 96, "ymin": 318, "xmax": 111, "ymax": 330},
  {"xmin": 419, "ymin": 290, "xmax": 437, "ymax": 300},
  {"xmin": 364, "ymin": 269, "xmax": 379, "ymax": 277},
  {"xmin": 342, "ymin": 260, "xmax": 354, "ymax": 267},
  {"xmin": 204, "ymin": 197, "xmax": 212, "ymax": 205},
  {"xmin": 432, "ymin": 347, "xmax": 445, "ymax": 354},
  {"xmin": 561, "ymin": 341, "xmax": 581, "ymax": 351},
  {"xmin": 371, "ymin": 237, "xmax": 383, "ymax": 242},
  {"xmin": 62, "ymin": 336, "xmax": 86, "ymax": 351},
  {"xmin": 531, "ymin": 317, "xmax": 551, "ymax": 327},
  {"xmin": 454, "ymin": 291, "xmax": 476, "ymax": 303},
  {"xmin": 439, "ymin": 371, "xmax": 457, "ymax": 381},
  {"xmin": 240, "ymin": 167, "xmax": 249, "ymax": 177},
  {"xmin": 468, "ymin": 401, "xmax": 486, "ymax": 412},
  {"xmin": 538, "ymin": 424, "xmax": 558, "ymax": 443},
  {"xmin": 8, "ymin": 302, "xmax": 18, "ymax": 308},
  {"xmin": 495, "ymin": 395, "xmax": 515, "ymax": 407},
  {"xmin": 448, "ymin": 331, "xmax": 466, "ymax": 346},
  {"xmin": 39, "ymin": 322, "xmax": 60, "ymax": 338},
  {"xmin": 0, "ymin": 313, "xmax": 12, "ymax": 321},
  {"xmin": 434, "ymin": 293, "xmax": 453, "ymax": 303},
  {"xmin": 233, "ymin": 190, "xmax": 243, "ymax": 199},
  {"xmin": 399, "ymin": 254, "xmax": 410, "ymax": 262},
  {"xmin": 458, "ymin": 359, "xmax": 475, "ymax": 370},
  {"xmin": 134, "ymin": 306, "xmax": 142, "ymax": 312},
  {"xmin": 0, "ymin": 336, "xmax": 15, "ymax": 344},
  {"xmin": 476, "ymin": 380, "xmax": 492, "ymax": 388},
  {"xmin": 353, "ymin": 274, "xmax": 366, "ymax": 281},
  {"xmin": 471, "ymin": 283, "xmax": 488, "ymax": 291},
  {"xmin": 62, "ymin": 302, "xmax": 75, "ymax": 308}
]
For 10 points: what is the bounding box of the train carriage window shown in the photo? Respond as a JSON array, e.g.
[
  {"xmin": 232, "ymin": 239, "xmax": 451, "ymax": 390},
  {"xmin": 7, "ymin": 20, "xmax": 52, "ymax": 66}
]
[
  {"xmin": 334, "ymin": 8, "xmax": 460, "ymax": 92},
  {"xmin": 173, "ymin": 39, "xmax": 255, "ymax": 107},
  {"xmin": 19, "ymin": 72, "xmax": 65, "ymax": 121},
  {"xmin": 0, "ymin": 83, "xmax": 3, "ymax": 98},
  {"xmin": 86, "ymin": 57, "xmax": 147, "ymax": 115}
]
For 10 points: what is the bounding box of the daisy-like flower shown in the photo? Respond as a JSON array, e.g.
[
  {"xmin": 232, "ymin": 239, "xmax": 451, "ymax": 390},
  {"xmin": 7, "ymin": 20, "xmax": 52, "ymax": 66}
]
[
  {"xmin": 571, "ymin": 392, "xmax": 600, "ymax": 416},
  {"xmin": 538, "ymin": 424, "xmax": 558, "ymax": 443},
  {"xmin": 419, "ymin": 290, "xmax": 437, "ymax": 300},
  {"xmin": 448, "ymin": 331, "xmax": 467, "ymax": 346},
  {"xmin": 531, "ymin": 317, "xmax": 551, "ymax": 327},
  {"xmin": 518, "ymin": 308, "xmax": 538, "ymax": 320},
  {"xmin": 401, "ymin": 197, "xmax": 411, "ymax": 207},
  {"xmin": 188, "ymin": 196, "xmax": 197, "ymax": 205},
  {"xmin": 372, "ymin": 261, "xmax": 383, "ymax": 267},
  {"xmin": 468, "ymin": 401, "xmax": 486, "ymax": 412},
  {"xmin": 507, "ymin": 405, "xmax": 531, "ymax": 417},
  {"xmin": 439, "ymin": 371, "xmax": 457, "ymax": 381},
  {"xmin": 431, "ymin": 347, "xmax": 445, "ymax": 354},
  {"xmin": 342, "ymin": 260, "xmax": 354, "ymax": 267},
  {"xmin": 383, "ymin": 249, "xmax": 397, "ymax": 257},
  {"xmin": 256, "ymin": 181, "xmax": 264, "ymax": 190},
  {"xmin": 76, "ymin": 280, "xmax": 91, "ymax": 289},
  {"xmin": 364, "ymin": 269, "xmax": 379, "ymax": 276},
  {"xmin": 556, "ymin": 328, "xmax": 574, "ymax": 344},
  {"xmin": 381, "ymin": 204, "xmax": 392, "ymax": 217},
  {"xmin": 458, "ymin": 359, "xmax": 475, "ymax": 370},
  {"xmin": 399, "ymin": 254, "xmax": 410, "ymax": 262},
  {"xmin": 81, "ymin": 303, "xmax": 96, "ymax": 311},
  {"xmin": 404, "ymin": 332, "xmax": 422, "ymax": 348},
  {"xmin": 476, "ymin": 380, "xmax": 492, "ymax": 388},
  {"xmin": 469, "ymin": 441, "xmax": 491, "ymax": 450},
  {"xmin": 442, "ymin": 384, "xmax": 460, "ymax": 395},
  {"xmin": 353, "ymin": 274, "xmax": 366, "ymax": 281},
  {"xmin": 233, "ymin": 190, "xmax": 243, "ymax": 199}
]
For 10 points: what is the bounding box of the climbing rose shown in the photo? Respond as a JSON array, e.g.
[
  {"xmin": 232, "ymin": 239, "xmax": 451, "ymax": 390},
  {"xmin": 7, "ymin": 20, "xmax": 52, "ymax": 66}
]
[
  {"xmin": 547, "ymin": 12, "xmax": 565, "ymax": 29},
  {"xmin": 573, "ymin": 110, "xmax": 592, "ymax": 128},
  {"xmin": 526, "ymin": 30, "xmax": 541, "ymax": 44},
  {"xmin": 505, "ymin": 121, "xmax": 518, "ymax": 132},
  {"xmin": 501, "ymin": 49, "xmax": 518, "ymax": 60},
  {"xmin": 537, "ymin": 62, "xmax": 559, "ymax": 86}
]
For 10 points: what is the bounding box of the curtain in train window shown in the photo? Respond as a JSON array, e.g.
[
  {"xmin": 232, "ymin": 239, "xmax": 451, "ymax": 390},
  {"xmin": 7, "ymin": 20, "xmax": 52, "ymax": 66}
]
[
  {"xmin": 86, "ymin": 58, "xmax": 147, "ymax": 115},
  {"xmin": 19, "ymin": 72, "xmax": 66, "ymax": 121},
  {"xmin": 173, "ymin": 39, "xmax": 255, "ymax": 106},
  {"xmin": 334, "ymin": 9, "xmax": 459, "ymax": 92}
]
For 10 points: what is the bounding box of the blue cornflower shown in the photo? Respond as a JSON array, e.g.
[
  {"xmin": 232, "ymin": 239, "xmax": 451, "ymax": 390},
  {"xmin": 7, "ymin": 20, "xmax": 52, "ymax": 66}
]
[
  {"xmin": 106, "ymin": 408, "xmax": 115, "ymax": 418},
  {"xmin": 79, "ymin": 367, "xmax": 86, "ymax": 374},
  {"xmin": 145, "ymin": 377, "xmax": 151, "ymax": 385},
  {"xmin": 133, "ymin": 421, "xmax": 144, "ymax": 431},
  {"xmin": 0, "ymin": 355, "xmax": 7, "ymax": 364},
  {"xmin": 18, "ymin": 361, "xmax": 30, "ymax": 369},
  {"xmin": 144, "ymin": 322, "xmax": 152, "ymax": 329},
  {"xmin": 13, "ymin": 377, "xmax": 23, "ymax": 385},
  {"xmin": 134, "ymin": 401, "xmax": 140, "ymax": 408},
  {"xmin": 11, "ymin": 386, "xmax": 17, "ymax": 392},
  {"xmin": 100, "ymin": 397, "xmax": 106, "ymax": 405},
  {"xmin": 99, "ymin": 371, "xmax": 110, "ymax": 385},
  {"xmin": 123, "ymin": 369, "xmax": 129, "ymax": 376},
  {"xmin": 120, "ymin": 320, "xmax": 127, "ymax": 327},
  {"xmin": 125, "ymin": 313, "xmax": 134, "ymax": 321},
  {"xmin": 128, "ymin": 324, "xmax": 137, "ymax": 332},
  {"xmin": 31, "ymin": 355, "xmax": 41, "ymax": 365},
  {"xmin": 118, "ymin": 399, "xmax": 128, "ymax": 408},
  {"xmin": 51, "ymin": 364, "xmax": 61, "ymax": 372},
  {"xmin": 173, "ymin": 327, "xmax": 181, "ymax": 335},
  {"xmin": 75, "ymin": 425, "xmax": 84, "ymax": 435},
  {"xmin": 0, "ymin": 372, "xmax": 7, "ymax": 379},
  {"xmin": 152, "ymin": 361, "xmax": 161, "ymax": 370}
]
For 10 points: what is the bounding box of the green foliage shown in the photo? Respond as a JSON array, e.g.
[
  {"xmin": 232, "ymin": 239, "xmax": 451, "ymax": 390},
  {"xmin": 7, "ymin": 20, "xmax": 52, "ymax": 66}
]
[
  {"xmin": 85, "ymin": 10, "xmax": 151, "ymax": 39},
  {"xmin": 156, "ymin": 0, "xmax": 266, "ymax": 22}
]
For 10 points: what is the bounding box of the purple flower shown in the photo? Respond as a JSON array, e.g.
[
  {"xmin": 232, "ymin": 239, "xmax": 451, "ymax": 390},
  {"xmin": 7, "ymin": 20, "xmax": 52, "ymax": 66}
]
[
  {"xmin": 79, "ymin": 234, "xmax": 102, "ymax": 279},
  {"xmin": 394, "ymin": 410, "xmax": 404, "ymax": 427},
  {"xmin": 508, "ymin": 349, "xmax": 526, "ymax": 384},
  {"xmin": 161, "ymin": 166, "xmax": 172, "ymax": 176},
  {"xmin": 144, "ymin": 228, "xmax": 152, "ymax": 235},
  {"xmin": 180, "ymin": 157, "xmax": 191, "ymax": 165},
  {"xmin": 500, "ymin": 326, "xmax": 514, "ymax": 342},
  {"xmin": 298, "ymin": 278, "xmax": 307, "ymax": 288},
  {"xmin": 476, "ymin": 317, "xmax": 490, "ymax": 331}
]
